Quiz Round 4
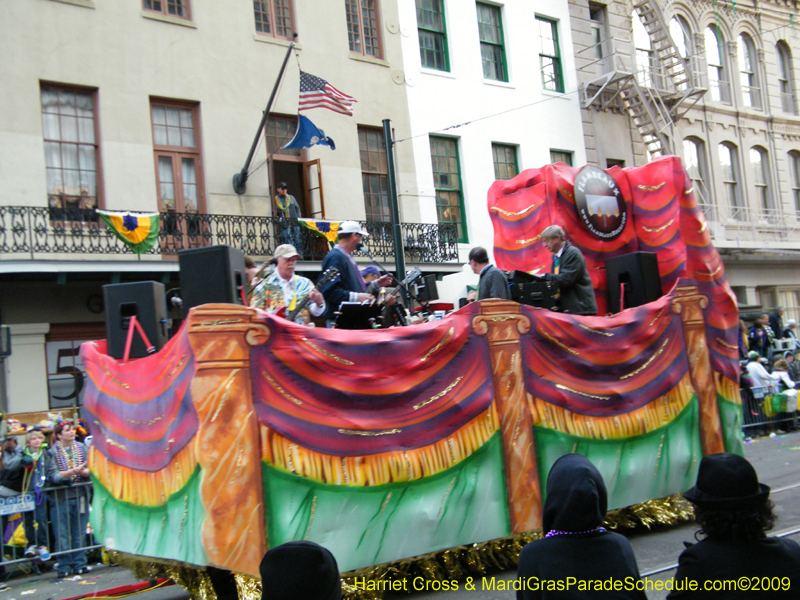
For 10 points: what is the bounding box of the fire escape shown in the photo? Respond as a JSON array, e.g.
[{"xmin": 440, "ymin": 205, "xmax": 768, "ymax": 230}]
[{"xmin": 579, "ymin": 0, "xmax": 707, "ymax": 158}]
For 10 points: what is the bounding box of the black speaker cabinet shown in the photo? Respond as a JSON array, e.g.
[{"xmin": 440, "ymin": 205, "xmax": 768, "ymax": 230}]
[
  {"xmin": 606, "ymin": 251, "xmax": 662, "ymax": 313},
  {"xmin": 519, "ymin": 281, "xmax": 558, "ymax": 311},
  {"xmin": 418, "ymin": 274, "xmax": 439, "ymax": 302},
  {"xmin": 103, "ymin": 281, "xmax": 168, "ymax": 359},
  {"xmin": 179, "ymin": 245, "xmax": 246, "ymax": 316}
]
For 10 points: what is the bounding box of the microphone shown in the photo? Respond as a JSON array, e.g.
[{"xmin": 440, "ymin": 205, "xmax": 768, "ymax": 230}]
[{"xmin": 356, "ymin": 242, "xmax": 366, "ymax": 254}]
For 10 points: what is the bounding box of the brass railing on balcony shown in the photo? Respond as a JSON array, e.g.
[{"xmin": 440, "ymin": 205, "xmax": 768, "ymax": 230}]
[{"xmin": 0, "ymin": 207, "xmax": 459, "ymax": 264}]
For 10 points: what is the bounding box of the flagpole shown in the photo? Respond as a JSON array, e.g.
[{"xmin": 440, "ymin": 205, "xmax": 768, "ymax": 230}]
[
  {"xmin": 232, "ymin": 35, "xmax": 297, "ymax": 195},
  {"xmin": 382, "ymin": 119, "xmax": 406, "ymax": 293}
]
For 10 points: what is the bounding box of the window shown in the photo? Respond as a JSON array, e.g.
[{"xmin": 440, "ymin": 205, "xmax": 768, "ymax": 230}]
[
  {"xmin": 143, "ymin": 0, "xmax": 190, "ymax": 19},
  {"xmin": 429, "ymin": 136, "xmax": 467, "ymax": 242},
  {"xmin": 537, "ymin": 17, "xmax": 563, "ymax": 92},
  {"xmin": 346, "ymin": 0, "xmax": 382, "ymax": 58},
  {"xmin": 41, "ymin": 85, "xmax": 102, "ymax": 216},
  {"xmin": 669, "ymin": 17, "xmax": 692, "ymax": 58},
  {"xmin": 633, "ymin": 14, "xmax": 654, "ymax": 88},
  {"xmin": 358, "ymin": 127, "xmax": 390, "ymax": 221},
  {"xmin": 477, "ymin": 3, "xmax": 507, "ymax": 81},
  {"xmin": 778, "ymin": 41, "xmax": 796, "ymax": 114},
  {"xmin": 493, "ymin": 143, "xmax": 518, "ymax": 179},
  {"xmin": 750, "ymin": 146, "xmax": 771, "ymax": 212},
  {"xmin": 683, "ymin": 138, "xmax": 710, "ymax": 213},
  {"xmin": 789, "ymin": 152, "xmax": 800, "ymax": 215},
  {"xmin": 738, "ymin": 34, "xmax": 761, "ymax": 109},
  {"xmin": 705, "ymin": 27, "xmax": 730, "ymax": 103},
  {"xmin": 150, "ymin": 100, "xmax": 204, "ymax": 215},
  {"xmin": 719, "ymin": 143, "xmax": 742, "ymax": 218},
  {"xmin": 606, "ymin": 158, "xmax": 625, "ymax": 168},
  {"xmin": 266, "ymin": 115, "xmax": 300, "ymax": 157},
  {"xmin": 254, "ymin": 0, "xmax": 294, "ymax": 39},
  {"xmin": 550, "ymin": 150, "xmax": 573, "ymax": 166},
  {"xmin": 589, "ymin": 3, "xmax": 606, "ymax": 60},
  {"xmin": 417, "ymin": 0, "xmax": 448, "ymax": 71}
]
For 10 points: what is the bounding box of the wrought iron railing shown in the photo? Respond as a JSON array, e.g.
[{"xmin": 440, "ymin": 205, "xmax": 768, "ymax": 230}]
[{"xmin": 0, "ymin": 206, "xmax": 459, "ymax": 264}]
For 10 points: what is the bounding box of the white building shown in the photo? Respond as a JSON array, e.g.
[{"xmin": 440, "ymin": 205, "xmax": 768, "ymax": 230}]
[{"xmin": 398, "ymin": 0, "xmax": 587, "ymax": 298}]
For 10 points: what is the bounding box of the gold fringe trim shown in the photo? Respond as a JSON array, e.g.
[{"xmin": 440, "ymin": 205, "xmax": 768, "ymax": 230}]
[
  {"xmin": 490, "ymin": 204, "xmax": 537, "ymax": 217},
  {"xmin": 642, "ymin": 219, "xmax": 675, "ymax": 233},
  {"xmin": 638, "ymin": 182, "xmax": 665, "ymax": 191},
  {"xmin": 262, "ymin": 405, "xmax": 500, "ymax": 486},
  {"xmin": 109, "ymin": 495, "xmax": 694, "ymax": 600},
  {"xmin": 528, "ymin": 373, "xmax": 695, "ymax": 438},
  {"xmin": 90, "ymin": 443, "xmax": 198, "ymax": 507},
  {"xmin": 715, "ymin": 372, "xmax": 741, "ymax": 405},
  {"xmin": 340, "ymin": 495, "xmax": 694, "ymax": 600}
]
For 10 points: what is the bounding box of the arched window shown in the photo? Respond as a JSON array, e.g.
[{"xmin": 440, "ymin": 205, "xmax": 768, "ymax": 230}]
[
  {"xmin": 750, "ymin": 146, "xmax": 771, "ymax": 212},
  {"xmin": 778, "ymin": 41, "xmax": 796, "ymax": 114},
  {"xmin": 683, "ymin": 137, "xmax": 711, "ymax": 218},
  {"xmin": 789, "ymin": 151, "xmax": 800, "ymax": 214},
  {"xmin": 670, "ymin": 16, "xmax": 694, "ymax": 89},
  {"xmin": 705, "ymin": 27, "xmax": 730, "ymax": 103},
  {"xmin": 738, "ymin": 33, "xmax": 761, "ymax": 109},
  {"xmin": 634, "ymin": 14, "xmax": 654, "ymax": 88},
  {"xmin": 718, "ymin": 143, "xmax": 742, "ymax": 217}
]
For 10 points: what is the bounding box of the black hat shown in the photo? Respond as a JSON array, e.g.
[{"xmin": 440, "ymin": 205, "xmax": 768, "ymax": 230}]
[
  {"xmin": 260, "ymin": 541, "xmax": 341, "ymax": 600},
  {"xmin": 683, "ymin": 453, "xmax": 770, "ymax": 510},
  {"xmin": 277, "ymin": 182, "xmax": 288, "ymax": 189}
]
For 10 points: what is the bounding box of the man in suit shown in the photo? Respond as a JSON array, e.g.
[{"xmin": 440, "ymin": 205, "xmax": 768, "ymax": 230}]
[
  {"xmin": 537, "ymin": 225, "xmax": 597, "ymax": 316},
  {"xmin": 469, "ymin": 246, "xmax": 510, "ymax": 300},
  {"xmin": 319, "ymin": 221, "xmax": 391, "ymax": 322}
]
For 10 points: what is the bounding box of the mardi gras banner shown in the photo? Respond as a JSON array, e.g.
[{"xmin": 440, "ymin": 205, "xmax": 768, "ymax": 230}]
[{"xmin": 82, "ymin": 156, "xmax": 741, "ymax": 578}]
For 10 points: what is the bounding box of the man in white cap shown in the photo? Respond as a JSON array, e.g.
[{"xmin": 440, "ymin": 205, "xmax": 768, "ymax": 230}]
[
  {"xmin": 319, "ymin": 221, "xmax": 391, "ymax": 321},
  {"xmin": 251, "ymin": 244, "xmax": 326, "ymax": 326}
]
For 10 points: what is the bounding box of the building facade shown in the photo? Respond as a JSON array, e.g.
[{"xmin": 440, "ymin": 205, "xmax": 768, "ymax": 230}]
[
  {"xmin": 0, "ymin": 0, "xmax": 439, "ymax": 413},
  {"xmin": 399, "ymin": 0, "xmax": 587, "ymax": 298},
  {"xmin": 570, "ymin": 0, "xmax": 800, "ymax": 321}
]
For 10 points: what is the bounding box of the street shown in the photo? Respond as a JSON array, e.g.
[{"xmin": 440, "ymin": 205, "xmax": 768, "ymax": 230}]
[{"xmin": 1, "ymin": 432, "xmax": 798, "ymax": 600}]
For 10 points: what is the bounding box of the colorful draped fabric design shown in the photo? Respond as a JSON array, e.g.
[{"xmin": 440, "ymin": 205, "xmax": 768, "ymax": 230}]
[
  {"xmin": 97, "ymin": 210, "xmax": 160, "ymax": 254},
  {"xmin": 82, "ymin": 156, "xmax": 743, "ymax": 576},
  {"xmin": 298, "ymin": 219, "xmax": 342, "ymax": 244}
]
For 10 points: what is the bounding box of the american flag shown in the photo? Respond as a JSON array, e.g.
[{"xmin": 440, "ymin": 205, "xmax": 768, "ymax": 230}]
[{"xmin": 298, "ymin": 71, "xmax": 357, "ymax": 116}]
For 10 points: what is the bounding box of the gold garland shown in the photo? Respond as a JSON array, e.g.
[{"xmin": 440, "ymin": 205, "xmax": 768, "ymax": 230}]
[{"xmin": 109, "ymin": 495, "xmax": 693, "ymax": 600}]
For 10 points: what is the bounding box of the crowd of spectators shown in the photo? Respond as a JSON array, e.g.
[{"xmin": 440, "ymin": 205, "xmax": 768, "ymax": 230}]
[{"xmin": 0, "ymin": 420, "xmax": 93, "ymax": 589}]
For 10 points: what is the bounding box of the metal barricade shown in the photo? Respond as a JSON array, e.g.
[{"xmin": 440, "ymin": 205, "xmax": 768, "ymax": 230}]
[
  {"xmin": 0, "ymin": 481, "xmax": 100, "ymax": 575},
  {"xmin": 741, "ymin": 385, "xmax": 799, "ymax": 434}
]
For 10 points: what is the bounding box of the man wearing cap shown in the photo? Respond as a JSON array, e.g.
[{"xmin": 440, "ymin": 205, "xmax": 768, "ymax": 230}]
[
  {"xmin": 536, "ymin": 225, "xmax": 597, "ymax": 315},
  {"xmin": 275, "ymin": 182, "xmax": 302, "ymax": 246},
  {"xmin": 669, "ymin": 453, "xmax": 800, "ymax": 598},
  {"xmin": 319, "ymin": 221, "xmax": 391, "ymax": 322},
  {"xmin": 783, "ymin": 319, "xmax": 800, "ymax": 351},
  {"xmin": 251, "ymin": 244, "xmax": 325, "ymax": 326}
]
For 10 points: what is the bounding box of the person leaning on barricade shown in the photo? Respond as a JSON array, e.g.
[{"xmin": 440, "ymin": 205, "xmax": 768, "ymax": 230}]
[
  {"xmin": 516, "ymin": 453, "xmax": 647, "ymax": 599},
  {"xmin": 260, "ymin": 540, "xmax": 341, "ymax": 600},
  {"xmin": 46, "ymin": 420, "xmax": 93, "ymax": 579},
  {"xmin": 668, "ymin": 453, "xmax": 800, "ymax": 598}
]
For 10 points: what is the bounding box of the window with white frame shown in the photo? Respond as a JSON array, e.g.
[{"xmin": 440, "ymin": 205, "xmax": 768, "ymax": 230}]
[
  {"xmin": 790, "ymin": 151, "xmax": 800, "ymax": 215},
  {"xmin": 705, "ymin": 27, "xmax": 730, "ymax": 103},
  {"xmin": 778, "ymin": 41, "xmax": 797, "ymax": 115},
  {"xmin": 683, "ymin": 138, "xmax": 709, "ymax": 209},
  {"xmin": 417, "ymin": 0, "xmax": 448, "ymax": 71},
  {"xmin": 633, "ymin": 14, "xmax": 654, "ymax": 88},
  {"xmin": 738, "ymin": 34, "xmax": 761, "ymax": 109},
  {"xmin": 719, "ymin": 143, "xmax": 742, "ymax": 218},
  {"xmin": 750, "ymin": 146, "xmax": 771, "ymax": 213}
]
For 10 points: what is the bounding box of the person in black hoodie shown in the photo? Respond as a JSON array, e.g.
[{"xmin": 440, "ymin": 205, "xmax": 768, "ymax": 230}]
[
  {"xmin": 667, "ymin": 453, "xmax": 800, "ymax": 599},
  {"xmin": 516, "ymin": 453, "xmax": 647, "ymax": 599}
]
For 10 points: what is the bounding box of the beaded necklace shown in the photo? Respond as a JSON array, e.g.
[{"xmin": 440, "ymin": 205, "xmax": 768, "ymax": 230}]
[{"xmin": 545, "ymin": 526, "xmax": 606, "ymax": 538}]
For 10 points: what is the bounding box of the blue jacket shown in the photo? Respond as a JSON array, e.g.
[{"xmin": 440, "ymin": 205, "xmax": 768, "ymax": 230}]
[{"xmin": 320, "ymin": 246, "xmax": 363, "ymax": 320}]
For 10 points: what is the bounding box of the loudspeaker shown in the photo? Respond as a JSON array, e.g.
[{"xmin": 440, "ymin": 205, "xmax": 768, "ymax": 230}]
[
  {"xmin": 519, "ymin": 281, "xmax": 558, "ymax": 311},
  {"xmin": 103, "ymin": 282, "xmax": 168, "ymax": 359},
  {"xmin": 606, "ymin": 251, "xmax": 662, "ymax": 313},
  {"xmin": 179, "ymin": 245, "xmax": 246, "ymax": 316},
  {"xmin": 416, "ymin": 274, "xmax": 439, "ymax": 303}
]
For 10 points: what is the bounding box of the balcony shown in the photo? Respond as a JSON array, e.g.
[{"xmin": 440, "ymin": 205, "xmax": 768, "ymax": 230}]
[{"xmin": 0, "ymin": 206, "xmax": 459, "ymax": 265}]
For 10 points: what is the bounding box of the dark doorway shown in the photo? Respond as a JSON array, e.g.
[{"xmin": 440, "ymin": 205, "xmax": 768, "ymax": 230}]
[{"xmin": 271, "ymin": 160, "xmax": 308, "ymax": 217}]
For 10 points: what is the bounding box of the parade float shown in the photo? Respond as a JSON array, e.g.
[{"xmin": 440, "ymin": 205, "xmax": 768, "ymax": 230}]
[{"xmin": 81, "ymin": 155, "xmax": 741, "ymax": 597}]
